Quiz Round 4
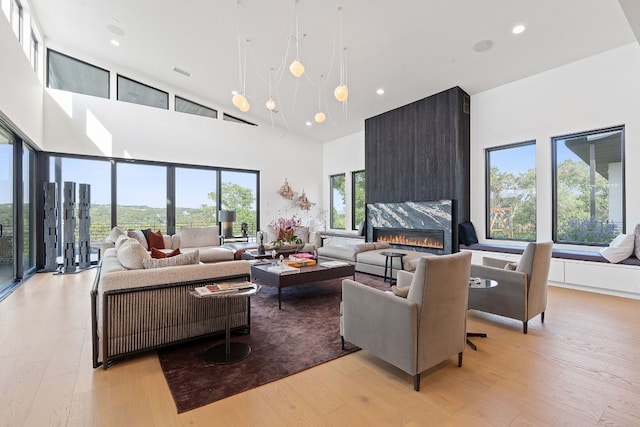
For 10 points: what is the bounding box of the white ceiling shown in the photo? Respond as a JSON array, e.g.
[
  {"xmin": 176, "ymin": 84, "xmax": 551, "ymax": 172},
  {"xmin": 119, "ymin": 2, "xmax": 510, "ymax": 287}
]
[{"xmin": 30, "ymin": 0, "xmax": 638, "ymax": 143}]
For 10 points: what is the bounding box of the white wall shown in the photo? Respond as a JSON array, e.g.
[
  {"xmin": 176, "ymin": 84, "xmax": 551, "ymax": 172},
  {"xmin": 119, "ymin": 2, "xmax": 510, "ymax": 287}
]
[
  {"xmin": 0, "ymin": 14, "xmax": 43, "ymax": 147},
  {"xmin": 322, "ymin": 130, "xmax": 365, "ymax": 231},
  {"xmin": 471, "ymin": 42, "xmax": 640, "ymax": 248}
]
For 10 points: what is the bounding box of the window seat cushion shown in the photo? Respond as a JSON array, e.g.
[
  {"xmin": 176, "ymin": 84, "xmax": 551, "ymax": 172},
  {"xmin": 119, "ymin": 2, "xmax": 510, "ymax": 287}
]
[{"xmin": 461, "ymin": 243, "xmax": 640, "ymax": 266}]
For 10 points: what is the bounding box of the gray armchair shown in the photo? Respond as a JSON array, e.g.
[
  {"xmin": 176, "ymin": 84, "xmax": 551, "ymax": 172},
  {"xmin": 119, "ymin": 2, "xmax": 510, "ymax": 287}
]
[
  {"xmin": 469, "ymin": 241, "xmax": 553, "ymax": 334},
  {"xmin": 340, "ymin": 252, "xmax": 472, "ymax": 391}
]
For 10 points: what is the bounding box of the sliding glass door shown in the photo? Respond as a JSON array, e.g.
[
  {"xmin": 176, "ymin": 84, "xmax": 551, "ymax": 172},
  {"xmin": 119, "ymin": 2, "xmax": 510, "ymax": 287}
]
[{"xmin": 0, "ymin": 130, "xmax": 15, "ymax": 287}]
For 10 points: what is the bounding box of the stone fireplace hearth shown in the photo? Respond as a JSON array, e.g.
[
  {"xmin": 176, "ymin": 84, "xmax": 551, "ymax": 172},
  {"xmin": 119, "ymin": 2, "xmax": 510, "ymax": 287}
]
[{"xmin": 366, "ymin": 200, "xmax": 456, "ymax": 254}]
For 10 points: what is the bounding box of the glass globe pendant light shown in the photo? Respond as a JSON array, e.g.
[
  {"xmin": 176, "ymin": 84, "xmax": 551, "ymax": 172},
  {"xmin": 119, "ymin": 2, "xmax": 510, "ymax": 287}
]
[
  {"xmin": 334, "ymin": 7, "xmax": 348, "ymax": 102},
  {"xmin": 232, "ymin": 1, "xmax": 250, "ymax": 112},
  {"xmin": 289, "ymin": 0, "xmax": 305, "ymax": 78}
]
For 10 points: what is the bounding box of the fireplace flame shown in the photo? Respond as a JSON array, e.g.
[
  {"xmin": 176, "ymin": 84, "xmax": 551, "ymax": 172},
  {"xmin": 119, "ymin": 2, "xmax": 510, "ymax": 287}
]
[{"xmin": 376, "ymin": 235, "xmax": 444, "ymax": 249}]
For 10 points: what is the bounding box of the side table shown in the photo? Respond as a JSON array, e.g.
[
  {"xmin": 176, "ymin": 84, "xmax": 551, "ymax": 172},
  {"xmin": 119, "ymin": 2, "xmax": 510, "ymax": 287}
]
[
  {"xmin": 466, "ymin": 278, "xmax": 498, "ymax": 351},
  {"xmin": 192, "ymin": 284, "xmax": 261, "ymax": 364},
  {"xmin": 380, "ymin": 251, "xmax": 405, "ymax": 285}
]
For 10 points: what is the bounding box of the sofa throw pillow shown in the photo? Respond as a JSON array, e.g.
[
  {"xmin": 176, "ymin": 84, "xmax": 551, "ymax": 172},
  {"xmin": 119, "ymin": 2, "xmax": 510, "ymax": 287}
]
[
  {"xmin": 504, "ymin": 262, "xmax": 518, "ymax": 270},
  {"xmin": 115, "ymin": 235, "xmax": 135, "ymax": 250},
  {"xmin": 600, "ymin": 234, "xmax": 635, "ymax": 263},
  {"xmin": 151, "ymin": 247, "xmax": 180, "ymax": 259},
  {"xmin": 459, "ymin": 222, "xmax": 479, "ymax": 246},
  {"xmin": 117, "ymin": 240, "xmax": 151, "ymax": 269},
  {"xmin": 144, "ymin": 229, "xmax": 165, "ymax": 249},
  {"xmin": 127, "ymin": 230, "xmax": 149, "ymax": 250},
  {"xmin": 180, "ymin": 226, "xmax": 219, "ymax": 247},
  {"xmin": 391, "ymin": 285, "xmax": 410, "ymax": 298},
  {"xmin": 635, "ymin": 224, "xmax": 640, "ymax": 259},
  {"xmin": 108, "ymin": 226, "xmax": 126, "ymax": 243},
  {"xmin": 142, "ymin": 250, "xmax": 200, "ymax": 269}
]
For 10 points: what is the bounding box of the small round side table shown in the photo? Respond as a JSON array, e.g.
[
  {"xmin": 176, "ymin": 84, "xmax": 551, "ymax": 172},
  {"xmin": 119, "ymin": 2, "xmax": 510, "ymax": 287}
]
[
  {"xmin": 380, "ymin": 251, "xmax": 405, "ymax": 285},
  {"xmin": 192, "ymin": 284, "xmax": 261, "ymax": 364}
]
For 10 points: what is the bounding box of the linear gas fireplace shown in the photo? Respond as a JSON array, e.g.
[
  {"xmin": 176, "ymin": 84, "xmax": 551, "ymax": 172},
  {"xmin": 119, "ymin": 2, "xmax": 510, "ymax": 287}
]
[
  {"xmin": 374, "ymin": 228, "xmax": 444, "ymax": 250},
  {"xmin": 366, "ymin": 200, "xmax": 456, "ymax": 254}
]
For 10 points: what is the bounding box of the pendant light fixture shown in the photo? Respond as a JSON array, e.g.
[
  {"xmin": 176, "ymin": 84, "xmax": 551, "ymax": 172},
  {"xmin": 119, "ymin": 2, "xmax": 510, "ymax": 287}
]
[
  {"xmin": 334, "ymin": 7, "xmax": 348, "ymax": 102},
  {"xmin": 289, "ymin": 0, "xmax": 305, "ymax": 78},
  {"xmin": 314, "ymin": 75, "xmax": 326, "ymax": 123},
  {"xmin": 232, "ymin": 1, "xmax": 250, "ymax": 112},
  {"xmin": 266, "ymin": 68, "xmax": 276, "ymax": 111}
]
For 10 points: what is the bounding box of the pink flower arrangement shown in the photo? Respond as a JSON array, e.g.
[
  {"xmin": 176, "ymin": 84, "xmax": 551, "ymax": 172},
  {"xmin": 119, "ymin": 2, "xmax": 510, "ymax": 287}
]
[{"xmin": 271, "ymin": 216, "xmax": 301, "ymax": 230}]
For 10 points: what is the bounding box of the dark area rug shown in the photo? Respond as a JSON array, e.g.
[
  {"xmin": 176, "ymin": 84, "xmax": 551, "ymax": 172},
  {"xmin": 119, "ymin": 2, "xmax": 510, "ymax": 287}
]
[{"xmin": 157, "ymin": 272, "xmax": 388, "ymax": 413}]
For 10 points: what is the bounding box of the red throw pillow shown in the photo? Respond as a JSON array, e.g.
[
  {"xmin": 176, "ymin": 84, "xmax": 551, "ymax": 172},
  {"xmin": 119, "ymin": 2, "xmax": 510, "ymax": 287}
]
[
  {"xmin": 145, "ymin": 229, "xmax": 165, "ymax": 249},
  {"xmin": 151, "ymin": 247, "xmax": 180, "ymax": 259},
  {"xmin": 278, "ymin": 227, "xmax": 294, "ymax": 242}
]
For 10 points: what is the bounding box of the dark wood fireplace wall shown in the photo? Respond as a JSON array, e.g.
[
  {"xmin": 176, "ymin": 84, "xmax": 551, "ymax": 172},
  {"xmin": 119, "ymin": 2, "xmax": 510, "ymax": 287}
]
[{"xmin": 364, "ymin": 86, "xmax": 470, "ymax": 228}]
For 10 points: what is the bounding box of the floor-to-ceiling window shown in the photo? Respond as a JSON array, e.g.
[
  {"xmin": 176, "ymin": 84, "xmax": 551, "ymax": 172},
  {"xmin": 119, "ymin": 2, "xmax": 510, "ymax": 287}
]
[
  {"xmin": 175, "ymin": 167, "xmax": 218, "ymax": 230},
  {"xmin": 0, "ymin": 123, "xmax": 36, "ymax": 299},
  {"xmin": 49, "ymin": 156, "xmax": 112, "ymax": 256},
  {"xmin": 117, "ymin": 163, "xmax": 167, "ymax": 232},
  {"xmin": 22, "ymin": 144, "xmax": 35, "ymax": 272},
  {"xmin": 220, "ymin": 170, "xmax": 258, "ymax": 236},
  {"xmin": 0, "ymin": 129, "xmax": 14, "ymax": 288}
]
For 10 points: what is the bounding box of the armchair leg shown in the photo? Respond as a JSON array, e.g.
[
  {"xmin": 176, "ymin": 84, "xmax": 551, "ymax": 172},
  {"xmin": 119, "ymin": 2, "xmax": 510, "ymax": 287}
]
[
  {"xmin": 523, "ymin": 321, "xmax": 528, "ymax": 334},
  {"xmin": 341, "ymin": 336, "xmax": 345, "ymax": 350},
  {"xmin": 458, "ymin": 352, "xmax": 463, "ymax": 367},
  {"xmin": 413, "ymin": 374, "xmax": 420, "ymax": 391},
  {"xmin": 541, "ymin": 311, "xmax": 545, "ymax": 323}
]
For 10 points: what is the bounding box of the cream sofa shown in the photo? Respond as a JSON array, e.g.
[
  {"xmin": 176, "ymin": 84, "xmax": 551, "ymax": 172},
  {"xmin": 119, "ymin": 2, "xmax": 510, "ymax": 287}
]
[
  {"xmin": 262, "ymin": 224, "xmax": 322, "ymax": 253},
  {"xmin": 91, "ymin": 237, "xmax": 251, "ymax": 369},
  {"xmin": 100, "ymin": 226, "xmax": 235, "ymax": 262},
  {"xmin": 318, "ymin": 241, "xmax": 429, "ymax": 279}
]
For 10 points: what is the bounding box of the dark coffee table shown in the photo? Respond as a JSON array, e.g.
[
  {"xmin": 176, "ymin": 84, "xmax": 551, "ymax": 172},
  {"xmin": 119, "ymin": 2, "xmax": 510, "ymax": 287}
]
[{"xmin": 251, "ymin": 259, "xmax": 355, "ymax": 309}]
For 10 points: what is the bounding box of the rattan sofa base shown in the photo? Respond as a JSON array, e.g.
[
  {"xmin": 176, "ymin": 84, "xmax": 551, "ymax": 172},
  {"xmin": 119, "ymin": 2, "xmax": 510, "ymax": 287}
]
[{"xmin": 91, "ymin": 262, "xmax": 251, "ymax": 369}]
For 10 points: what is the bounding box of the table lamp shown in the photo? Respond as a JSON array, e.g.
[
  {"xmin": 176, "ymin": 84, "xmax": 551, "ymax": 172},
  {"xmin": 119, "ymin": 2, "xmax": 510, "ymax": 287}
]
[{"xmin": 218, "ymin": 210, "xmax": 236, "ymax": 238}]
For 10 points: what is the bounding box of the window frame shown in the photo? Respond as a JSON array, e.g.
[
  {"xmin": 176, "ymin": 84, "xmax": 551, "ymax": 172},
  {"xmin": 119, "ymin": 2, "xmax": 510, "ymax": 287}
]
[
  {"xmin": 329, "ymin": 173, "xmax": 346, "ymax": 230},
  {"xmin": 46, "ymin": 49, "xmax": 110, "ymax": 99},
  {"xmin": 10, "ymin": 0, "xmax": 22, "ymax": 42},
  {"xmin": 484, "ymin": 140, "xmax": 537, "ymax": 242},
  {"xmin": 175, "ymin": 95, "xmax": 218, "ymax": 119},
  {"xmin": 551, "ymin": 125, "xmax": 625, "ymax": 246},
  {"xmin": 30, "ymin": 30, "xmax": 38, "ymax": 72},
  {"xmin": 44, "ymin": 151, "xmax": 260, "ymax": 238},
  {"xmin": 117, "ymin": 74, "xmax": 169, "ymax": 110},
  {"xmin": 222, "ymin": 113, "xmax": 257, "ymax": 126},
  {"xmin": 351, "ymin": 170, "xmax": 365, "ymax": 231}
]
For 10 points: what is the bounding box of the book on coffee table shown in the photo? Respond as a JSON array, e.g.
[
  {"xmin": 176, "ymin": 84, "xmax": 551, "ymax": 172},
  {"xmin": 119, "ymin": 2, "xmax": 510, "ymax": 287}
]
[
  {"xmin": 193, "ymin": 285, "xmax": 237, "ymax": 297},
  {"xmin": 267, "ymin": 265, "xmax": 300, "ymax": 275},
  {"xmin": 319, "ymin": 260, "xmax": 350, "ymax": 268},
  {"xmin": 193, "ymin": 282, "xmax": 256, "ymax": 297}
]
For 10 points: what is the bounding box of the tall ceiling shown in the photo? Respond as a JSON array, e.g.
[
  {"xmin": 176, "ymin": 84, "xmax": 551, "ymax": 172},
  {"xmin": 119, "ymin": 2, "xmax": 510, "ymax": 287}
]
[{"xmin": 30, "ymin": 0, "xmax": 638, "ymax": 143}]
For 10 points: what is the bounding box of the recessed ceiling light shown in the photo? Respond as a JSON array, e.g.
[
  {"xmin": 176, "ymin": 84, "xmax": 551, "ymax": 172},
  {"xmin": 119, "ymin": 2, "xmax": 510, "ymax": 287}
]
[
  {"xmin": 512, "ymin": 24, "xmax": 526, "ymax": 34},
  {"xmin": 376, "ymin": 88, "xmax": 384, "ymax": 95},
  {"xmin": 472, "ymin": 39, "xmax": 493, "ymax": 53},
  {"xmin": 110, "ymin": 39, "xmax": 120, "ymax": 46},
  {"xmin": 305, "ymin": 121, "xmax": 312, "ymax": 126}
]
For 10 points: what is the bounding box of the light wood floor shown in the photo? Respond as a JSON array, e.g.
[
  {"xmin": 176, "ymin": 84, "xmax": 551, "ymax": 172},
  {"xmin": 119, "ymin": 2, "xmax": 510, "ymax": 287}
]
[{"xmin": 1, "ymin": 270, "xmax": 639, "ymax": 427}]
